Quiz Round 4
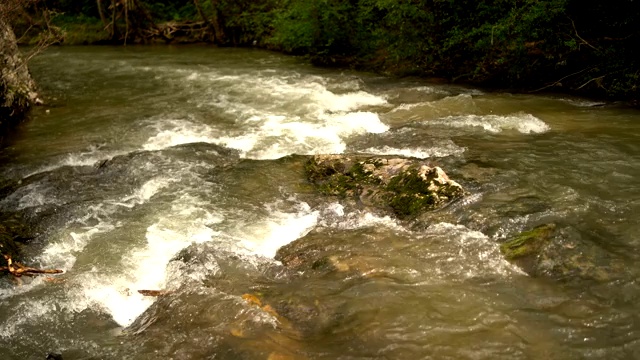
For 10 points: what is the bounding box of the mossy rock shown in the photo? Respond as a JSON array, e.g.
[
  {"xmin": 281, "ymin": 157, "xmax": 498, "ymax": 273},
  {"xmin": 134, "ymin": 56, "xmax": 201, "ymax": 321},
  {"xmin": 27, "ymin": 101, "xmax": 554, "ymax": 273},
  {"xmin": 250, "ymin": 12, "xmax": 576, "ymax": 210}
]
[
  {"xmin": 499, "ymin": 223, "xmax": 625, "ymax": 282},
  {"xmin": 305, "ymin": 155, "xmax": 465, "ymax": 217},
  {"xmin": 500, "ymin": 223, "xmax": 556, "ymax": 261}
]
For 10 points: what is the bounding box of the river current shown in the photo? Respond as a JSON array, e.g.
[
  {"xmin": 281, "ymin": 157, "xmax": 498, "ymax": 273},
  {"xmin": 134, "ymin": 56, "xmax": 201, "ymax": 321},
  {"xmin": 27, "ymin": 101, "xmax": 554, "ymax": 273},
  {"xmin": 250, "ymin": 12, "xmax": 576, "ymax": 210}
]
[{"xmin": 1, "ymin": 46, "xmax": 639, "ymax": 359}]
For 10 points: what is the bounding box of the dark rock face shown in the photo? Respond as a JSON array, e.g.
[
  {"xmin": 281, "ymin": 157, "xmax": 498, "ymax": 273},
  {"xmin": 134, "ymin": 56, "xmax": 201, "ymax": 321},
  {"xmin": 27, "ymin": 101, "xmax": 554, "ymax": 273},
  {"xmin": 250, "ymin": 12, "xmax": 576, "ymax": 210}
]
[
  {"xmin": 0, "ymin": 213, "xmax": 33, "ymax": 267},
  {"xmin": 0, "ymin": 18, "xmax": 37, "ymax": 134},
  {"xmin": 305, "ymin": 155, "xmax": 466, "ymax": 217}
]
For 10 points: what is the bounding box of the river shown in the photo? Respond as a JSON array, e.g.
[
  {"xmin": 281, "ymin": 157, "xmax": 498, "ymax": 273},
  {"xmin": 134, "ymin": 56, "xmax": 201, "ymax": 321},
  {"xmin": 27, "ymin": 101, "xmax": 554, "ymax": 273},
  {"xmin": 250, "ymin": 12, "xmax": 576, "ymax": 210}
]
[{"xmin": 1, "ymin": 46, "xmax": 639, "ymax": 359}]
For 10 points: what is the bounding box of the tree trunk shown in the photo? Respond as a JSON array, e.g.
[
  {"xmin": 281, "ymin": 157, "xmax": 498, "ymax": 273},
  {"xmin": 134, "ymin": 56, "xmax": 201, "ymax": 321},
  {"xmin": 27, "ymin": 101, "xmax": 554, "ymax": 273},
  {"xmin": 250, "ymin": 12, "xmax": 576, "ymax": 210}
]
[
  {"xmin": 124, "ymin": 0, "xmax": 129, "ymax": 45},
  {"xmin": 96, "ymin": 0, "xmax": 108, "ymax": 28},
  {"xmin": 209, "ymin": 0, "xmax": 226, "ymax": 44},
  {"xmin": 193, "ymin": 0, "xmax": 215, "ymax": 41},
  {"xmin": 109, "ymin": 0, "xmax": 120, "ymax": 41},
  {"xmin": 0, "ymin": 18, "xmax": 37, "ymax": 138}
]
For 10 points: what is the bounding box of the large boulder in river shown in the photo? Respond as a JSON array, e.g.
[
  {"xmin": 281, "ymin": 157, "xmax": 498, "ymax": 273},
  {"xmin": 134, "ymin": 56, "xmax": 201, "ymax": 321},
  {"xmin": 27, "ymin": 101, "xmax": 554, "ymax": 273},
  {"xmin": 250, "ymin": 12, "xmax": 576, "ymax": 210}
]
[{"xmin": 305, "ymin": 155, "xmax": 465, "ymax": 217}]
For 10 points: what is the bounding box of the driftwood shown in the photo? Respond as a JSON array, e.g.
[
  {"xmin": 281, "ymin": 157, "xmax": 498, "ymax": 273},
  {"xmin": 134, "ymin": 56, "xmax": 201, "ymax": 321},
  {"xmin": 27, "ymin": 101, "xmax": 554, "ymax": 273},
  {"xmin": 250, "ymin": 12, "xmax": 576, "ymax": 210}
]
[
  {"xmin": 1, "ymin": 254, "xmax": 63, "ymax": 278},
  {"xmin": 137, "ymin": 289, "xmax": 173, "ymax": 297},
  {"xmin": 143, "ymin": 21, "xmax": 207, "ymax": 42}
]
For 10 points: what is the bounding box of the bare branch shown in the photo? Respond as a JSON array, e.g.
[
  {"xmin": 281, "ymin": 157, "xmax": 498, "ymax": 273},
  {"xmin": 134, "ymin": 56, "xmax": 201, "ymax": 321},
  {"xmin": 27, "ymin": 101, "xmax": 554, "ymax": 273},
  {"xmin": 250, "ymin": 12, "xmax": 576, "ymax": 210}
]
[
  {"xmin": 530, "ymin": 66, "xmax": 595, "ymax": 93},
  {"xmin": 2, "ymin": 255, "xmax": 63, "ymax": 281},
  {"xmin": 570, "ymin": 18, "xmax": 598, "ymax": 51},
  {"xmin": 575, "ymin": 75, "xmax": 606, "ymax": 90}
]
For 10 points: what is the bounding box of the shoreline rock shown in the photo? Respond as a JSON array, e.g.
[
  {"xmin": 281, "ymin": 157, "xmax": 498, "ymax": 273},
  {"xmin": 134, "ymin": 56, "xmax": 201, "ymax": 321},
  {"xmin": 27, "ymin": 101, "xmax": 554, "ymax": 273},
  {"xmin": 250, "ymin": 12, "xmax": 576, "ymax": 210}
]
[{"xmin": 1, "ymin": 18, "xmax": 37, "ymax": 140}]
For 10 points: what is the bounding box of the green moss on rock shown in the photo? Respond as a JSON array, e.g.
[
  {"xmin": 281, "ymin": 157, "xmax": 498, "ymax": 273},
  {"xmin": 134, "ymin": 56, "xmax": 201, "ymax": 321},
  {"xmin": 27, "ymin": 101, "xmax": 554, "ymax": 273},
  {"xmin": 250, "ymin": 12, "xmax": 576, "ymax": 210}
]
[
  {"xmin": 500, "ymin": 223, "xmax": 556, "ymax": 260},
  {"xmin": 305, "ymin": 155, "xmax": 465, "ymax": 217}
]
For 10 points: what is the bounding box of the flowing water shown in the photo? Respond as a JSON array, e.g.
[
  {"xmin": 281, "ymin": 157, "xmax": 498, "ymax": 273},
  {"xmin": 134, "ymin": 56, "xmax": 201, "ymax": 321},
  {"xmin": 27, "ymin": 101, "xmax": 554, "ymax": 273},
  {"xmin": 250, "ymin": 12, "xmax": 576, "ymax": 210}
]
[{"xmin": 1, "ymin": 46, "xmax": 639, "ymax": 359}]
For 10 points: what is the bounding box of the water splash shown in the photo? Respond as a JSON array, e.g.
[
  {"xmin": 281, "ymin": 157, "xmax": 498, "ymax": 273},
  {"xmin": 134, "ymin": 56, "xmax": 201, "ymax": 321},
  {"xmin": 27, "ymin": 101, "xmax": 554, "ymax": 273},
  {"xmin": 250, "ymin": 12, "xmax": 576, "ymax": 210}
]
[{"xmin": 429, "ymin": 113, "xmax": 550, "ymax": 134}]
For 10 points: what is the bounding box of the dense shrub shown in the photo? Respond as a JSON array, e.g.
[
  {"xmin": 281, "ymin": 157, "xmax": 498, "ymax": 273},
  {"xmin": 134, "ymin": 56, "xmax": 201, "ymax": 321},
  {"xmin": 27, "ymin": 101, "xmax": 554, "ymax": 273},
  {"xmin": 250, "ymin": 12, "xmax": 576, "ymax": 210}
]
[{"xmin": 24, "ymin": 0, "xmax": 640, "ymax": 101}]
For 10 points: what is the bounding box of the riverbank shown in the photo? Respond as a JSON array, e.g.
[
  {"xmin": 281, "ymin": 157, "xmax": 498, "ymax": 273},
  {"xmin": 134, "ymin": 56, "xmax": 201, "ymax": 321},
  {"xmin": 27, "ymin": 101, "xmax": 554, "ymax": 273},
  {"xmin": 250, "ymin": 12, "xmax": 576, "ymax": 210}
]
[
  {"xmin": 17, "ymin": 34, "xmax": 639, "ymax": 109},
  {"xmin": 0, "ymin": 19, "xmax": 38, "ymax": 143},
  {"xmin": 10, "ymin": 0, "xmax": 639, "ymax": 107}
]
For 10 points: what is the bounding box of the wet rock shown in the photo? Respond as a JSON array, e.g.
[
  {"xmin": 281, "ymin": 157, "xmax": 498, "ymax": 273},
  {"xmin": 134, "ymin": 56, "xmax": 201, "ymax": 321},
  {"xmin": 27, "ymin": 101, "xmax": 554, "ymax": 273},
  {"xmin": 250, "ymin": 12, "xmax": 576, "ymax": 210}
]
[
  {"xmin": 500, "ymin": 224, "xmax": 556, "ymax": 262},
  {"xmin": 0, "ymin": 227, "xmax": 21, "ymax": 267},
  {"xmin": 500, "ymin": 223, "xmax": 625, "ymax": 281},
  {"xmin": 0, "ymin": 213, "xmax": 34, "ymax": 267},
  {"xmin": 457, "ymin": 162, "xmax": 499, "ymax": 182},
  {"xmin": 305, "ymin": 155, "xmax": 465, "ymax": 217}
]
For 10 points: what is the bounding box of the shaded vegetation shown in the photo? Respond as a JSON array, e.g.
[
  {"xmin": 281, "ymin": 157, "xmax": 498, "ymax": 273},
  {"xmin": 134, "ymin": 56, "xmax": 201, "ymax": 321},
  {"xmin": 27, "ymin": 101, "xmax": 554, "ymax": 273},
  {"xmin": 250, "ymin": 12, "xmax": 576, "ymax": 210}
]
[{"xmin": 6, "ymin": 0, "xmax": 640, "ymax": 101}]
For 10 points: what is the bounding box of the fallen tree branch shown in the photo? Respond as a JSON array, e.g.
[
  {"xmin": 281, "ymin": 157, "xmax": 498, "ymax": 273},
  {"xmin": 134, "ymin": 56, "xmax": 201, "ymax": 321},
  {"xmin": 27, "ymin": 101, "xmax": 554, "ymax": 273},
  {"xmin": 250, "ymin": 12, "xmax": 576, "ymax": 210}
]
[
  {"xmin": 575, "ymin": 75, "xmax": 605, "ymax": 90},
  {"xmin": 570, "ymin": 18, "xmax": 598, "ymax": 51},
  {"xmin": 1, "ymin": 254, "xmax": 63, "ymax": 278},
  {"xmin": 138, "ymin": 289, "xmax": 173, "ymax": 296},
  {"xmin": 19, "ymin": 8, "xmax": 64, "ymax": 66}
]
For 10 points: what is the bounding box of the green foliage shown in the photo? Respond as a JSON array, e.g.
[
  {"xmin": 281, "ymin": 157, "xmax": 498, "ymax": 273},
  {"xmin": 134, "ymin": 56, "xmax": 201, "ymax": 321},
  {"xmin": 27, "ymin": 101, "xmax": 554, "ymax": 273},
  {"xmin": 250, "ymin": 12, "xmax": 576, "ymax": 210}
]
[
  {"xmin": 35, "ymin": 0, "xmax": 640, "ymax": 101},
  {"xmin": 269, "ymin": 0, "xmax": 357, "ymax": 63},
  {"xmin": 146, "ymin": 0, "xmax": 197, "ymax": 21},
  {"xmin": 217, "ymin": 0, "xmax": 278, "ymax": 45}
]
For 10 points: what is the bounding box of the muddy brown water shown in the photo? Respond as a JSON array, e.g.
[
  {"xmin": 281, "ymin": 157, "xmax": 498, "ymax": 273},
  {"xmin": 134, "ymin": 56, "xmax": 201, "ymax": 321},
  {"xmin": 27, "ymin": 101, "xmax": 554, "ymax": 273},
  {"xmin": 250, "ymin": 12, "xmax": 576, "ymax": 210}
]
[{"xmin": 0, "ymin": 46, "xmax": 639, "ymax": 359}]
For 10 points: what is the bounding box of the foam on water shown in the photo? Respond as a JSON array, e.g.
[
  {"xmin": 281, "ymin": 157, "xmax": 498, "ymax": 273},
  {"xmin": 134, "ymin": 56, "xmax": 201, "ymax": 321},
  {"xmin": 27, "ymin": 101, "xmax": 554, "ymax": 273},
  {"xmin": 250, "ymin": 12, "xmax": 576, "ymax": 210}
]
[
  {"xmin": 14, "ymin": 184, "xmax": 51, "ymax": 210},
  {"xmin": 413, "ymin": 86, "xmax": 451, "ymax": 95},
  {"xmin": 25, "ymin": 145, "xmax": 131, "ymax": 178},
  {"xmin": 41, "ymin": 222, "xmax": 116, "ymax": 270},
  {"xmin": 421, "ymin": 222, "xmax": 525, "ymax": 279},
  {"xmin": 142, "ymin": 112, "xmax": 388, "ymax": 159},
  {"xmin": 142, "ymin": 119, "xmax": 224, "ymax": 152},
  {"xmin": 384, "ymin": 94, "xmax": 480, "ymax": 126},
  {"xmin": 109, "ymin": 177, "xmax": 174, "ymax": 208},
  {"xmin": 234, "ymin": 201, "xmax": 319, "ymax": 258},
  {"xmin": 0, "ymin": 299, "xmax": 57, "ymax": 338},
  {"xmin": 80, "ymin": 215, "xmax": 220, "ymax": 327},
  {"xmin": 0, "ymin": 183, "xmax": 58, "ymax": 210},
  {"xmin": 429, "ymin": 113, "xmax": 550, "ymax": 134},
  {"xmin": 72, "ymin": 196, "xmax": 319, "ymax": 327},
  {"xmin": 318, "ymin": 202, "xmax": 407, "ymax": 233},
  {"xmin": 211, "ymin": 74, "xmax": 388, "ymax": 113},
  {"xmin": 146, "ymin": 71, "xmax": 390, "ymax": 158},
  {"xmin": 360, "ymin": 143, "xmax": 465, "ymax": 159},
  {"xmin": 37, "ymin": 177, "xmax": 171, "ymax": 272},
  {"xmin": 250, "ymin": 111, "xmax": 388, "ymax": 159},
  {"xmin": 560, "ymin": 98, "xmax": 607, "ymax": 107}
]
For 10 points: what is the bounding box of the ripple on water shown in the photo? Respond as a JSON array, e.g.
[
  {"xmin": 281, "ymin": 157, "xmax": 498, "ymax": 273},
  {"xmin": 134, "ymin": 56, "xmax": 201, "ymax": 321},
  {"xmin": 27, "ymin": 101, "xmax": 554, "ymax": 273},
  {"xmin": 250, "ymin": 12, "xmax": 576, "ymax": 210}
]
[{"xmin": 427, "ymin": 113, "xmax": 550, "ymax": 134}]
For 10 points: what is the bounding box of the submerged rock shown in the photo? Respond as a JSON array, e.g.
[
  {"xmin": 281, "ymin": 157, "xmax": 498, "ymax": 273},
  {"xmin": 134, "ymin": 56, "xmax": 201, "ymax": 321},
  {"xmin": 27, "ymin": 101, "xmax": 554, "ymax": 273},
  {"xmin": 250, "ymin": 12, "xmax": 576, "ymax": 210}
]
[
  {"xmin": 500, "ymin": 223, "xmax": 625, "ymax": 281},
  {"xmin": 0, "ymin": 213, "xmax": 34, "ymax": 267},
  {"xmin": 0, "ymin": 226, "xmax": 21, "ymax": 267},
  {"xmin": 500, "ymin": 223, "xmax": 556, "ymax": 261},
  {"xmin": 305, "ymin": 155, "xmax": 465, "ymax": 217}
]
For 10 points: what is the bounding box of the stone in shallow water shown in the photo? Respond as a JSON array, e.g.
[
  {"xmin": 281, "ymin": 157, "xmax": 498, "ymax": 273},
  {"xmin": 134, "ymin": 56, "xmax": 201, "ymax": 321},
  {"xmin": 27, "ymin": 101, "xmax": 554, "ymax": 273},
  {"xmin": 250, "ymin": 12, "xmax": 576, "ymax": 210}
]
[
  {"xmin": 305, "ymin": 155, "xmax": 465, "ymax": 217},
  {"xmin": 500, "ymin": 223, "xmax": 556, "ymax": 261},
  {"xmin": 500, "ymin": 223, "xmax": 626, "ymax": 281}
]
